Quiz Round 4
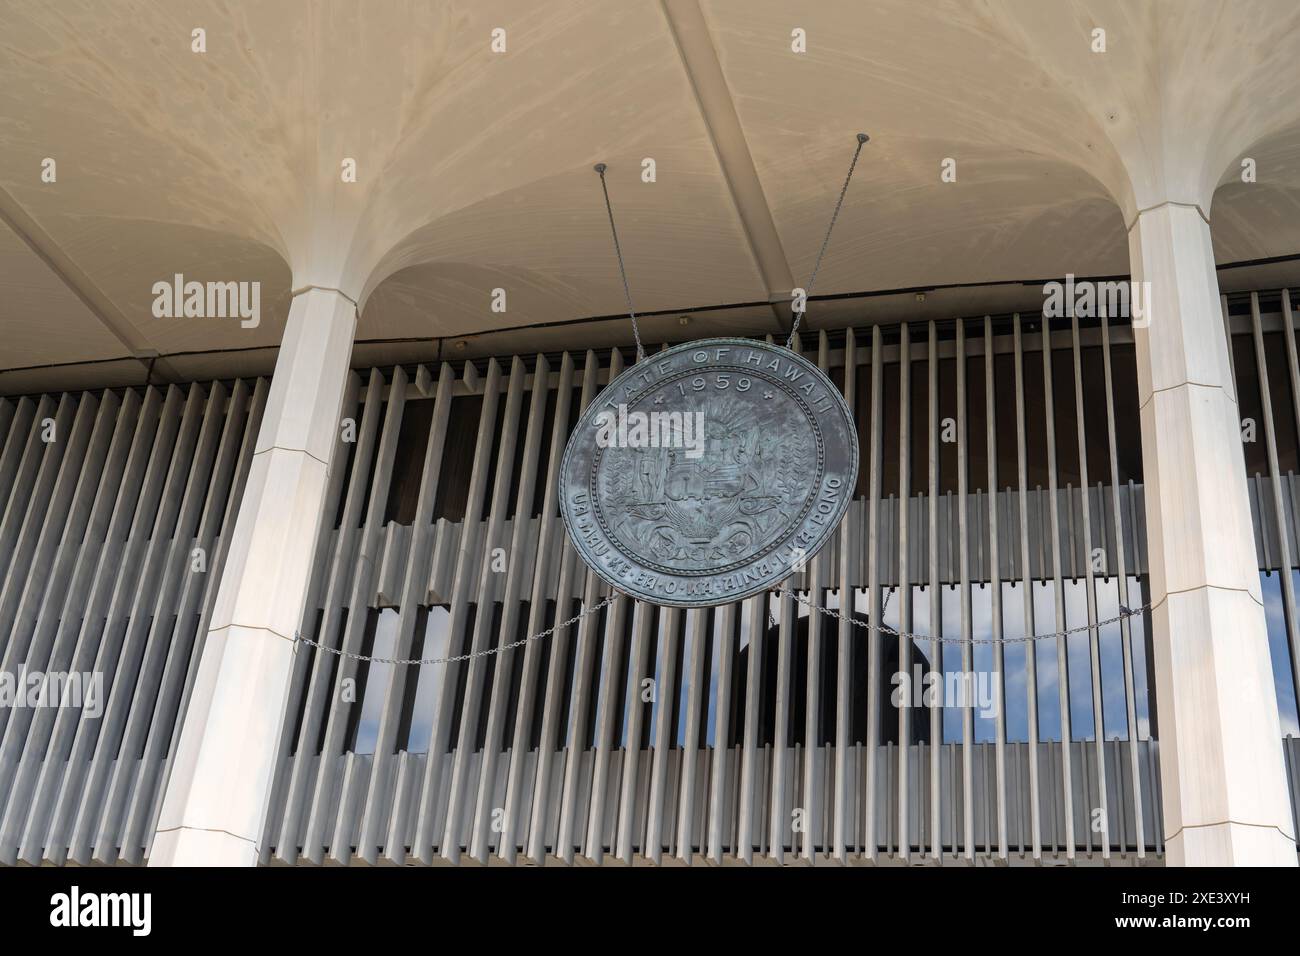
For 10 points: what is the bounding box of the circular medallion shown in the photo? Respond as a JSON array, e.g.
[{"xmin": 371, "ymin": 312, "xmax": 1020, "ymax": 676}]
[{"xmin": 559, "ymin": 337, "xmax": 858, "ymax": 607}]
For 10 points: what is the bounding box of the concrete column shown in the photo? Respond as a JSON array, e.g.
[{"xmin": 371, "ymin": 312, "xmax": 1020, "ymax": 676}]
[
  {"xmin": 1130, "ymin": 202, "xmax": 1297, "ymax": 866},
  {"xmin": 150, "ymin": 287, "xmax": 356, "ymax": 866}
]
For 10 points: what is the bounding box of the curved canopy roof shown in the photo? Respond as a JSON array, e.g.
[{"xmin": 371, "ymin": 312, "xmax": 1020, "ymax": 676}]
[{"xmin": 3, "ymin": 0, "xmax": 1300, "ymax": 391}]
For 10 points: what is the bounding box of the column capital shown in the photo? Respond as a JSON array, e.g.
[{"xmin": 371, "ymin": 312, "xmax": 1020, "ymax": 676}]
[
  {"xmin": 1129, "ymin": 204, "xmax": 1235, "ymax": 406},
  {"xmin": 1124, "ymin": 199, "xmax": 1210, "ymax": 234},
  {"xmin": 290, "ymin": 284, "xmax": 360, "ymax": 309},
  {"xmin": 254, "ymin": 290, "xmax": 357, "ymax": 465}
]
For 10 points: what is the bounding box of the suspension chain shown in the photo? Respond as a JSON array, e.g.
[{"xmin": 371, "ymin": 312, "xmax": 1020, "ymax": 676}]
[
  {"xmin": 785, "ymin": 132, "xmax": 869, "ymax": 348},
  {"xmin": 594, "ymin": 163, "xmax": 646, "ymax": 362},
  {"xmin": 294, "ymin": 586, "xmax": 1149, "ymax": 666}
]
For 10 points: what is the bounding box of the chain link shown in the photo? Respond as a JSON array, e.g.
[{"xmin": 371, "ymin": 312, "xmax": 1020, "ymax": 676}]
[
  {"xmin": 294, "ymin": 586, "xmax": 1149, "ymax": 666},
  {"xmin": 594, "ymin": 136, "xmax": 868, "ymax": 359},
  {"xmin": 786, "ymin": 133, "xmax": 869, "ymax": 348},
  {"xmin": 771, "ymin": 587, "xmax": 1150, "ymax": 646},
  {"xmin": 294, "ymin": 594, "xmax": 617, "ymax": 666},
  {"xmin": 594, "ymin": 163, "xmax": 646, "ymax": 363}
]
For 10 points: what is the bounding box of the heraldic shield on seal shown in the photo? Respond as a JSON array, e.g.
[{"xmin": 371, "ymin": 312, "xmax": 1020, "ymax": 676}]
[{"xmin": 560, "ymin": 338, "xmax": 859, "ymax": 607}]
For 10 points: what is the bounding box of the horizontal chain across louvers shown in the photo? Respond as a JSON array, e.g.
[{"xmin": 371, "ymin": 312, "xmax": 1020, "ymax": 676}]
[
  {"xmin": 293, "ymin": 593, "xmax": 1155, "ymax": 667},
  {"xmin": 559, "ymin": 338, "xmax": 859, "ymax": 607}
]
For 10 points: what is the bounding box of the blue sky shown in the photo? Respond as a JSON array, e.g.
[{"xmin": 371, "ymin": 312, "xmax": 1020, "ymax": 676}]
[{"xmin": 347, "ymin": 572, "xmax": 1299, "ymax": 755}]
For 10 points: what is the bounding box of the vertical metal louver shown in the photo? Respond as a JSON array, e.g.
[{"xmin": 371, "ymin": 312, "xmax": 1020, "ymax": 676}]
[
  {"xmin": 0, "ymin": 378, "xmax": 267, "ymax": 865},
  {"xmin": 261, "ymin": 317, "xmax": 1167, "ymax": 866},
  {"xmin": 4, "ymin": 295, "xmax": 1300, "ymax": 865}
]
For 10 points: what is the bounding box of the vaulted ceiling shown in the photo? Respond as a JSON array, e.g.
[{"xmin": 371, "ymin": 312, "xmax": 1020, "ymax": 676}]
[{"xmin": 3, "ymin": 0, "xmax": 1300, "ymax": 393}]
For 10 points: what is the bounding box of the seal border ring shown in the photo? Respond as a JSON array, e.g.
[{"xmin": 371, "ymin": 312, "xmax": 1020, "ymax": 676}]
[{"xmin": 559, "ymin": 337, "xmax": 859, "ymax": 608}]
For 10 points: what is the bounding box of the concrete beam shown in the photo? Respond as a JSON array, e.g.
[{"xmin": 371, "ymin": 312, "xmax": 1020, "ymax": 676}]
[
  {"xmin": 661, "ymin": 0, "xmax": 793, "ymax": 334},
  {"xmin": 0, "ymin": 185, "xmax": 180, "ymax": 384}
]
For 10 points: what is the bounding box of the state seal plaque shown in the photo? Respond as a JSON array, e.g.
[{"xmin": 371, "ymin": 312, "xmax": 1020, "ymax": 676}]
[{"xmin": 560, "ymin": 338, "xmax": 858, "ymax": 607}]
